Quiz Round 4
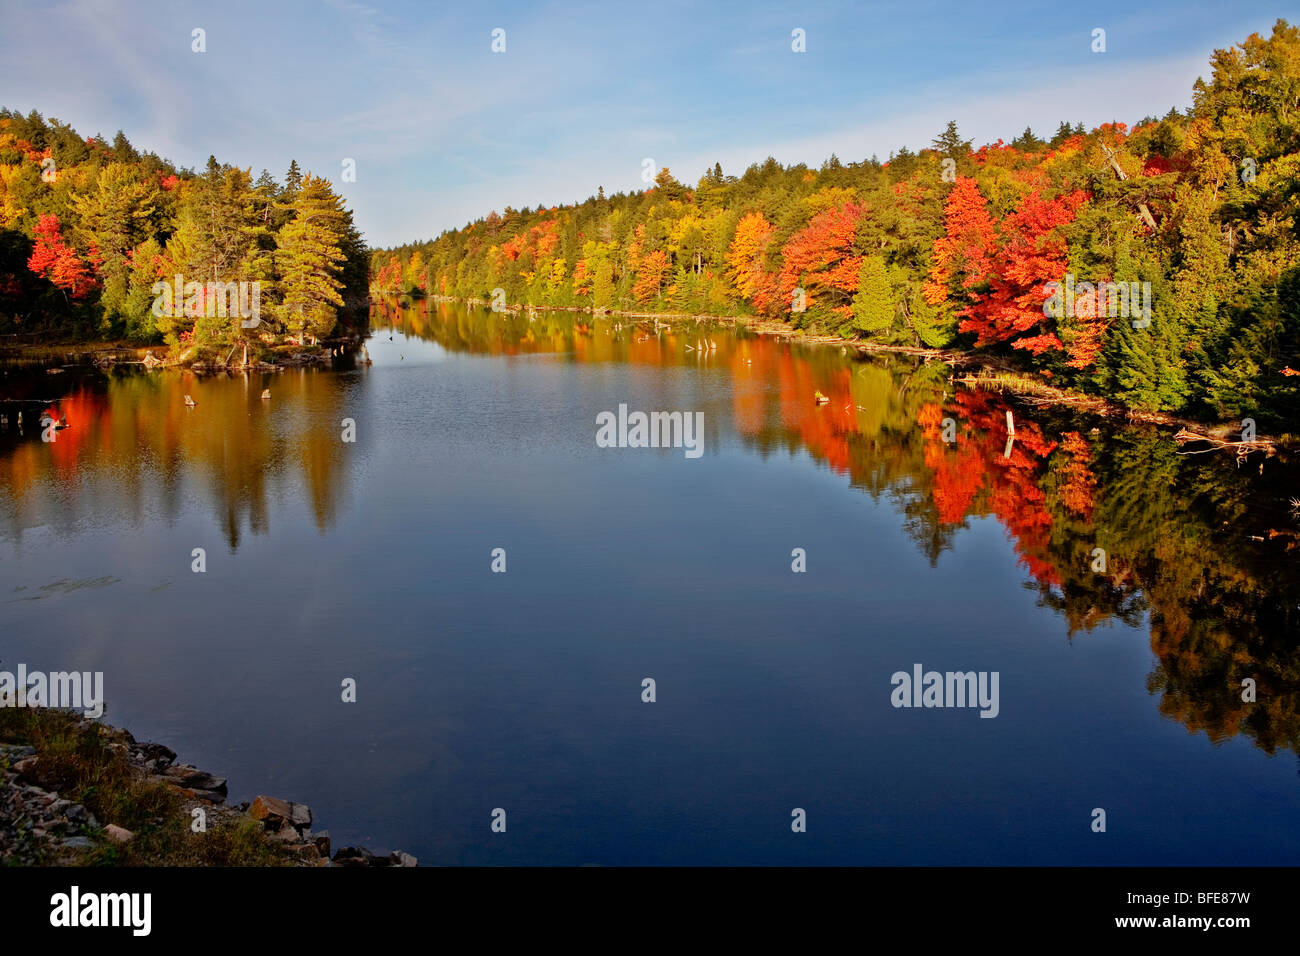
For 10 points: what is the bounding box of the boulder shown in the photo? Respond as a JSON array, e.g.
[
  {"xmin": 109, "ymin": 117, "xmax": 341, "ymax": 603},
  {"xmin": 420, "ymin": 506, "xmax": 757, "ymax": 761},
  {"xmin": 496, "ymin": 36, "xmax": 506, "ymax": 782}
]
[
  {"xmin": 284, "ymin": 843, "xmax": 320, "ymax": 862},
  {"xmin": 139, "ymin": 742, "xmax": 177, "ymax": 767},
  {"xmin": 331, "ymin": 846, "xmax": 370, "ymax": 867},
  {"xmin": 103, "ymin": 824, "xmax": 134, "ymax": 844},
  {"xmin": 390, "ymin": 851, "xmax": 418, "ymax": 867},
  {"xmin": 269, "ymin": 825, "xmax": 304, "ymax": 845},
  {"xmin": 184, "ymin": 788, "xmax": 227, "ymax": 805},
  {"xmin": 249, "ymin": 795, "xmax": 310, "ymax": 830},
  {"xmin": 164, "ymin": 765, "xmax": 227, "ymax": 793}
]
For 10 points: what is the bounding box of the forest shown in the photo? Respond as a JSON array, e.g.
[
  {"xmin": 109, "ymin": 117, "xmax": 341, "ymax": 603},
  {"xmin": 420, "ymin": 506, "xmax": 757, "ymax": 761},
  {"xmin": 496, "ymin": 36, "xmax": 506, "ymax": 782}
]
[
  {"xmin": 371, "ymin": 20, "xmax": 1300, "ymax": 427},
  {"xmin": 0, "ymin": 110, "xmax": 368, "ymax": 357}
]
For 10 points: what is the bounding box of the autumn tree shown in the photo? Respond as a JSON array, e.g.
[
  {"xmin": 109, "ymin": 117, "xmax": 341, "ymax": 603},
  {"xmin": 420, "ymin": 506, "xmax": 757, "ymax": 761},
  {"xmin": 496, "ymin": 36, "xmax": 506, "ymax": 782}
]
[
  {"xmin": 726, "ymin": 211, "xmax": 777, "ymax": 310},
  {"xmin": 777, "ymin": 201, "xmax": 864, "ymax": 327},
  {"xmin": 27, "ymin": 213, "xmax": 94, "ymax": 299},
  {"xmin": 275, "ymin": 173, "xmax": 348, "ymax": 341}
]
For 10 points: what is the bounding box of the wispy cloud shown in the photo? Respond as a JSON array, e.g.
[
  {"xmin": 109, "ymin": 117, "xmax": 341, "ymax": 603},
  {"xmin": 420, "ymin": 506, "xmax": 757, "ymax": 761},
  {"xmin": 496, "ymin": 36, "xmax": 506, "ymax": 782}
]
[{"xmin": 0, "ymin": 0, "xmax": 1290, "ymax": 245}]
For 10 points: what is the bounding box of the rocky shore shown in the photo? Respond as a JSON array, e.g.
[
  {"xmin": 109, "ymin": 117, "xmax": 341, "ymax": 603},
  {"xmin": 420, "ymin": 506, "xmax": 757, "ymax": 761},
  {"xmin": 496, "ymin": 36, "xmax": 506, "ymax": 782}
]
[{"xmin": 0, "ymin": 715, "xmax": 416, "ymax": 867}]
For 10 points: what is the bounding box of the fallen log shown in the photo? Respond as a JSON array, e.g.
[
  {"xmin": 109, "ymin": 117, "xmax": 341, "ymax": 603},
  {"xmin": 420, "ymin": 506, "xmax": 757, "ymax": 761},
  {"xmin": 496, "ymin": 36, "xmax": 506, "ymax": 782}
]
[{"xmin": 1173, "ymin": 427, "xmax": 1276, "ymax": 459}]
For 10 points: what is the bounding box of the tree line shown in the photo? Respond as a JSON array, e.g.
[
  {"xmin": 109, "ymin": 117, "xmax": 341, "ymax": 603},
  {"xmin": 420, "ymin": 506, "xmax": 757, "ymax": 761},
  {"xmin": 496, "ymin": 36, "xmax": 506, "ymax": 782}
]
[
  {"xmin": 372, "ymin": 20, "xmax": 1299, "ymax": 427},
  {"xmin": 0, "ymin": 111, "xmax": 369, "ymax": 355}
]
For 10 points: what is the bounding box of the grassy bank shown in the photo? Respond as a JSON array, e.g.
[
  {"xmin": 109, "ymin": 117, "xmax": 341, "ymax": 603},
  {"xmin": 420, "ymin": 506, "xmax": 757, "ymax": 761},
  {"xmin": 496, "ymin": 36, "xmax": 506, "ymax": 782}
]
[{"xmin": 1, "ymin": 708, "xmax": 291, "ymax": 866}]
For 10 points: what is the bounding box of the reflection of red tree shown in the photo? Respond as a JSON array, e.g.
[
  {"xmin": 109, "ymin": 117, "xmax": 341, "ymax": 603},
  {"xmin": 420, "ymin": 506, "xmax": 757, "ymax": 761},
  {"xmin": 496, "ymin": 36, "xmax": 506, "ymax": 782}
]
[
  {"xmin": 919, "ymin": 402, "xmax": 982, "ymax": 521},
  {"xmin": 1056, "ymin": 431, "xmax": 1095, "ymax": 519},
  {"xmin": 776, "ymin": 352, "xmax": 853, "ymax": 473},
  {"xmin": 730, "ymin": 349, "xmax": 768, "ymax": 436},
  {"xmin": 919, "ymin": 391, "xmax": 1060, "ymax": 585},
  {"xmin": 45, "ymin": 389, "xmax": 106, "ymax": 473}
]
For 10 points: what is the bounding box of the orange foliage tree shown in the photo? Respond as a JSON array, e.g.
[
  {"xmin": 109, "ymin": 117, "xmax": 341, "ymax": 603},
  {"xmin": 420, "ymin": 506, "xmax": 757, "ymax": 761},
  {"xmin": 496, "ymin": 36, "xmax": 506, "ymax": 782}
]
[
  {"xmin": 777, "ymin": 202, "xmax": 864, "ymax": 321},
  {"xmin": 726, "ymin": 211, "xmax": 777, "ymax": 311},
  {"xmin": 632, "ymin": 250, "xmax": 669, "ymax": 302}
]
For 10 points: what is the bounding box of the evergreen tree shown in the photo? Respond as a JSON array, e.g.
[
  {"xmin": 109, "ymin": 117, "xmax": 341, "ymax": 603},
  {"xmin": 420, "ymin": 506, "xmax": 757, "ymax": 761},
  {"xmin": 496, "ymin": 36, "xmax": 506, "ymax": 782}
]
[
  {"xmin": 851, "ymin": 255, "xmax": 894, "ymax": 335},
  {"xmin": 284, "ymin": 159, "xmax": 303, "ymax": 200},
  {"xmin": 274, "ymin": 173, "xmax": 347, "ymax": 341},
  {"xmin": 111, "ymin": 130, "xmax": 139, "ymax": 163},
  {"xmin": 1011, "ymin": 127, "xmax": 1044, "ymax": 151},
  {"xmin": 931, "ymin": 121, "xmax": 972, "ymax": 157}
]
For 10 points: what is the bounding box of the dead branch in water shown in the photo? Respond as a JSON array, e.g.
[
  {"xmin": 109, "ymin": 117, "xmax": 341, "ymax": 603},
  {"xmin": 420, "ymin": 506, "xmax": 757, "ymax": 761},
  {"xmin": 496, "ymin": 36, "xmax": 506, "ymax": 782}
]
[{"xmin": 1173, "ymin": 427, "xmax": 1276, "ymax": 459}]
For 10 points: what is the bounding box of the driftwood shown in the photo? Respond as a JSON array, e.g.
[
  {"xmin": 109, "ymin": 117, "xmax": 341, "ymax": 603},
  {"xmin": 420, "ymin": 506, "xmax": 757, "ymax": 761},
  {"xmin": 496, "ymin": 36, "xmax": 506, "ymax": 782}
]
[{"xmin": 1173, "ymin": 427, "xmax": 1276, "ymax": 460}]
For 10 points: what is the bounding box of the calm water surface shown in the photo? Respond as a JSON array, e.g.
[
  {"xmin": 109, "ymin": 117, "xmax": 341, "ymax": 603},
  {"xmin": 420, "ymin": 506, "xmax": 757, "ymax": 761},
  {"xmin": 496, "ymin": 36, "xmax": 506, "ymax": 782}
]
[{"xmin": 2, "ymin": 299, "xmax": 1299, "ymax": 864}]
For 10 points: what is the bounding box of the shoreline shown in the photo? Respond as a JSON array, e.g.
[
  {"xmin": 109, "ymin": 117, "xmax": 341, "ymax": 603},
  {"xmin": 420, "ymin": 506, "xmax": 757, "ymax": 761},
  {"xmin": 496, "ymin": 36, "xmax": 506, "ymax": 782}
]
[
  {"xmin": 5, "ymin": 300, "xmax": 1288, "ymax": 453},
  {"xmin": 0, "ymin": 709, "xmax": 415, "ymax": 867},
  {"xmin": 415, "ymin": 296, "xmax": 1290, "ymax": 452}
]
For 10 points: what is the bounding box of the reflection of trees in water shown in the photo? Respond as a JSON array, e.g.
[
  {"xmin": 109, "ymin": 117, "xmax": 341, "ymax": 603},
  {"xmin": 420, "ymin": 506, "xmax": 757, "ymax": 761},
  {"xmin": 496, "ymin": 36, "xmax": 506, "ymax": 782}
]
[
  {"xmin": 9, "ymin": 297, "xmax": 1298, "ymax": 758},
  {"xmin": 390, "ymin": 296, "xmax": 1300, "ymax": 758},
  {"xmin": 0, "ymin": 366, "xmax": 353, "ymax": 550}
]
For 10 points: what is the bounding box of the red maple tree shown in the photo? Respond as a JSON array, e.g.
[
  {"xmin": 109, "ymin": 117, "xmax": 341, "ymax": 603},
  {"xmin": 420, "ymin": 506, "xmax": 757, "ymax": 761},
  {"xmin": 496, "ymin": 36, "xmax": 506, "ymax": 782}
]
[
  {"xmin": 27, "ymin": 214, "xmax": 96, "ymax": 298},
  {"xmin": 777, "ymin": 201, "xmax": 864, "ymax": 319},
  {"xmin": 924, "ymin": 177, "xmax": 997, "ymax": 307}
]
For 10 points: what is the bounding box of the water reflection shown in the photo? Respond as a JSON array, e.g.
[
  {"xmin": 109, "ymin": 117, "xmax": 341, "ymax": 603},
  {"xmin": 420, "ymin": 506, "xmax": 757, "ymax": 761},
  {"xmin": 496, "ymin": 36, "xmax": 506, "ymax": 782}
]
[
  {"xmin": 379, "ymin": 296, "xmax": 1300, "ymax": 761},
  {"xmin": 0, "ymin": 365, "xmax": 354, "ymax": 550},
  {"xmin": 3, "ymin": 296, "xmax": 1299, "ymax": 768}
]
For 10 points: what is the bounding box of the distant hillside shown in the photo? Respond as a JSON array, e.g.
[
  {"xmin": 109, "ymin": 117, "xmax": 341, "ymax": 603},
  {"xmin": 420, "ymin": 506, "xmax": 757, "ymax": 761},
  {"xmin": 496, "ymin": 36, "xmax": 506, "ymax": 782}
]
[{"xmin": 373, "ymin": 20, "xmax": 1300, "ymax": 426}]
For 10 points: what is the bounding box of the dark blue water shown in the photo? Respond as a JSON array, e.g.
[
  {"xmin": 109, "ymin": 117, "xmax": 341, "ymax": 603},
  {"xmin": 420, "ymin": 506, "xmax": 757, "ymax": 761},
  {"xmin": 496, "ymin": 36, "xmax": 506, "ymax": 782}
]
[{"xmin": 3, "ymin": 302, "xmax": 1298, "ymax": 864}]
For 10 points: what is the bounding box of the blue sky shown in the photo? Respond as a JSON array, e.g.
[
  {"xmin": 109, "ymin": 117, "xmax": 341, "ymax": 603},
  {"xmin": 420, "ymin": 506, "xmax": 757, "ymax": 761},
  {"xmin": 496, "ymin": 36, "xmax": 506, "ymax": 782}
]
[{"xmin": 0, "ymin": 0, "xmax": 1292, "ymax": 247}]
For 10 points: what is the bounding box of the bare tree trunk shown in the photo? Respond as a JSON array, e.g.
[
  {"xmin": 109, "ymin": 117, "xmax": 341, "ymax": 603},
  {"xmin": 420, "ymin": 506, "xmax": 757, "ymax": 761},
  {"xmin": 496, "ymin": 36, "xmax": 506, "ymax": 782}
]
[{"xmin": 1102, "ymin": 144, "xmax": 1158, "ymax": 230}]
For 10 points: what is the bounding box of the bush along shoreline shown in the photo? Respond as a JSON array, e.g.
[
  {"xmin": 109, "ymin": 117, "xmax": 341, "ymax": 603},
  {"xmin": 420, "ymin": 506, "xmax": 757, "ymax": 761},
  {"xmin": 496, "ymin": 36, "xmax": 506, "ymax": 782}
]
[{"xmin": 0, "ymin": 709, "xmax": 416, "ymax": 867}]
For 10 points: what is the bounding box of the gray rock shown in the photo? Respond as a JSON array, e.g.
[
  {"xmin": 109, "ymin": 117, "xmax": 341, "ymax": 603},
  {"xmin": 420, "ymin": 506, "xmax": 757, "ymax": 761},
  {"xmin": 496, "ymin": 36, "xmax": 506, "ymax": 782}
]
[
  {"xmin": 164, "ymin": 765, "xmax": 227, "ymax": 793},
  {"xmin": 390, "ymin": 851, "xmax": 418, "ymax": 867},
  {"xmin": 331, "ymin": 846, "xmax": 373, "ymax": 867},
  {"xmin": 61, "ymin": 836, "xmax": 94, "ymax": 849},
  {"xmin": 139, "ymin": 742, "xmax": 176, "ymax": 767},
  {"xmin": 269, "ymin": 826, "xmax": 303, "ymax": 844}
]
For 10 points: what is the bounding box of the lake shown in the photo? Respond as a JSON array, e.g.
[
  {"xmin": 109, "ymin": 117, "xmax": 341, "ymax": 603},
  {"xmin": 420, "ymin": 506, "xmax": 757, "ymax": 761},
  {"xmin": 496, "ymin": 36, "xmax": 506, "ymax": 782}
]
[{"xmin": 2, "ymin": 298, "xmax": 1298, "ymax": 865}]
